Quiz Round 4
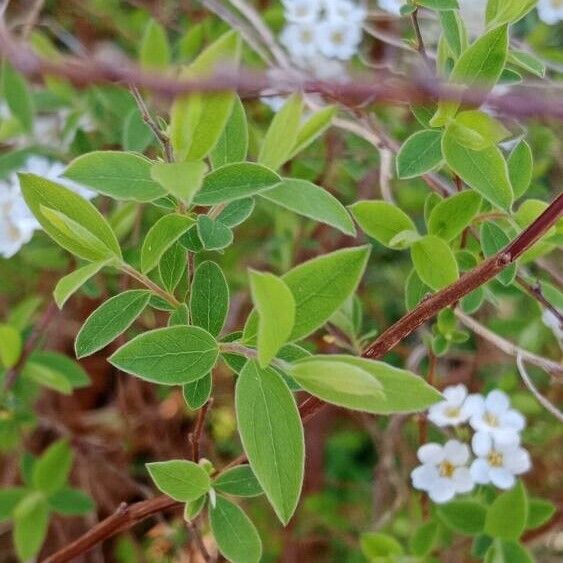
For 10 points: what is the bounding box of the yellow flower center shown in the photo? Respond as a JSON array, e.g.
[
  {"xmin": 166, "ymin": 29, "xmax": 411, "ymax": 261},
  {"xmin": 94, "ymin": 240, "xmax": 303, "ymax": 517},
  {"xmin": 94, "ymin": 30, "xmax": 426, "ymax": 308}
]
[
  {"xmin": 487, "ymin": 450, "xmax": 504, "ymax": 468},
  {"xmin": 484, "ymin": 411, "xmax": 499, "ymax": 427},
  {"xmin": 331, "ymin": 31, "xmax": 344, "ymax": 45},
  {"xmin": 445, "ymin": 406, "xmax": 461, "ymax": 418},
  {"xmin": 439, "ymin": 461, "xmax": 455, "ymax": 478}
]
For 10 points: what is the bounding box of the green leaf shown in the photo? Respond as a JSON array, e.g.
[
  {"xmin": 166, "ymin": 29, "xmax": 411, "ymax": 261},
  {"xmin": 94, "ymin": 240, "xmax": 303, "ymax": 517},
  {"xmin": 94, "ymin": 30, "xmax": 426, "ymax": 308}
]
[
  {"xmin": 13, "ymin": 492, "xmax": 49, "ymax": 561},
  {"xmin": 27, "ymin": 351, "xmax": 90, "ymax": 389},
  {"xmin": 442, "ymin": 128, "xmax": 513, "ymax": 211},
  {"xmin": 75, "ymin": 290, "xmax": 151, "ymax": 358},
  {"xmin": 261, "ymin": 178, "xmax": 356, "ymax": 236},
  {"xmin": 487, "ymin": 0, "xmax": 538, "ymax": 26},
  {"xmin": 410, "ymin": 520, "xmax": 439, "ymax": 557},
  {"xmin": 0, "ymin": 488, "xmax": 27, "ymax": 522},
  {"xmin": 159, "ymin": 243, "xmax": 186, "ymax": 293},
  {"xmin": 508, "ymin": 50, "xmax": 545, "ymax": 78},
  {"xmin": 2, "ymin": 63, "xmax": 34, "ymax": 133},
  {"xmin": 48, "ymin": 488, "xmax": 94, "ymax": 515},
  {"xmin": 289, "ymin": 105, "xmax": 336, "ymax": 159},
  {"xmin": 40, "ymin": 205, "xmax": 116, "ymax": 260},
  {"xmin": 411, "ymin": 235, "xmax": 459, "ymax": 290},
  {"xmin": 350, "ymin": 200, "xmax": 418, "ymax": 249},
  {"xmin": 439, "ymin": 10, "xmax": 467, "ymax": 58},
  {"xmin": 214, "ymin": 465, "xmax": 263, "ymax": 497},
  {"xmin": 182, "ymin": 373, "xmax": 212, "ymax": 410},
  {"xmin": 32, "ymin": 439, "xmax": 72, "ymax": 495},
  {"xmin": 294, "ymin": 355, "xmax": 441, "ymax": 413},
  {"xmin": 141, "ymin": 213, "xmax": 195, "ymax": 273},
  {"xmin": 22, "ymin": 360, "xmax": 73, "ymax": 394},
  {"xmin": 190, "ymin": 261, "xmax": 230, "ymax": 337},
  {"xmin": 361, "ymin": 533, "xmax": 404, "ymax": 559},
  {"xmin": 258, "ymin": 93, "xmax": 303, "ymax": 170},
  {"xmin": 526, "ymin": 498, "xmax": 555, "ymax": 530},
  {"xmin": 485, "ymin": 539, "xmax": 533, "ymax": 563},
  {"xmin": 0, "ymin": 324, "xmax": 21, "ymax": 369},
  {"xmin": 184, "ymin": 494, "xmax": 207, "ymax": 521},
  {"xmin": 170, "ymin": 31, "xmax": 241, "ymax": 161},
  {"xmin": 147, "ymin": 460, "xmax": 211, "ymax": 502},
  {"xmin": 110, "ymin": 326, "xmax": 219, "ymax": 385},
  {"xmin": 122, "ymin": 107, "xmax": 153, "ymax": 152},
  {"xmin": 397, "ymin": 129, "xmax": 444, "ymax": 179},
  {"xmin": 210, "ymin": 96, "xmax": 248, "ymax": 167},
  {"xmin": 244, "ymin": 246, "xmax": 370, "ymax": 342},
  {"xmin": 19, "ymin": 173, "xmax": 122, "ymax": 261},
  {"xmin": 139, "ymin": 19, "xmax": 170, "ymax": 69},
  {"xmin": 249, "ymin": 270, "xmax": 295, "ymax": 368},
  {"xmin": 235, "ymin": 360, "xmax": 304, "ymax": 524},
  {"xmin": 64, "ymin": 151, "xmax": 166, "ymax": 202},
  {"xmin": 485, "ymin": 481, "xmax": 528, "ymax": 540},
  {"xmin": 432, "ymin": 25, "xmax": 508, "ymax": 124},
  {"xmin": 428, "ymin": 190, "xmax": 482, "ymax": 241},
  {"xmin": 507, "ymin": 140, "xmax": 533, "ymax": 199},
  {"xmin": 197, "ymin": 215, "xmax": 233, "ymax": 250},
  {"xmin": 193, "ymin": 162, "xmax": 281, "ymax": 205},
  {"xmin": 481, "ymin": 222, "xmax": 516, "ymax": 285},
  {"xmin": 150, "ymin": 161, "xmax": 207, "ymax": 204},
  {"xmin": 418, "ymin": 0, "xmax": 459, "ymax": 9},
  {"xmin": 53, "ymin": 260, "xmax": 109, "ymax": 309},
  {"xmin": 209, "ymin": 495, "xmax": 262, "ymax": 563},
  {"xmin": 438, "ymin": 500, "xmax": 487, "ymax": 535},
  {"xmin": 451, "ymin": 110, "xmax": 510, "ymax": 150},
  {"xmin": 405, "ymin": 269, "xmax": 431, "ymax": 311},
  {"xmin": 290, "ymin": 356, "xmax": 384, "ymax": 413},
  {"xmin": 217, "ymin": 198, "xmax": 255, "ymax": 227}
]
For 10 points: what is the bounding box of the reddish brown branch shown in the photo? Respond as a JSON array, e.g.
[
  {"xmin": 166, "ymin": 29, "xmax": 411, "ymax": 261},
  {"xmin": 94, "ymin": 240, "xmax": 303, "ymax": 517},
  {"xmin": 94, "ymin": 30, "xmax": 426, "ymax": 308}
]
[
  {"xmin": 42, "ymin": 193, "xmax": 563, "ymax": 563},
  {"xmin": 0, "ymin": 22, "xmax": 562, "ymax": 120}
]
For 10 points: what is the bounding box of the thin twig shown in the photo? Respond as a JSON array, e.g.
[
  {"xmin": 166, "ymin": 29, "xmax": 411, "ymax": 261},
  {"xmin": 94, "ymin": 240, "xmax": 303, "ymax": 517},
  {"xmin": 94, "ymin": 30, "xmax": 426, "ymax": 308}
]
[
  {"xmin": 189, "ymin": 399, "xmax": 213, "ymax": 462},
  {"xmin": 129, "ymin": 85, "xmax": 173, "ymax": 162},
  {"xmin": 410, "ymin": 8, "xmax": 431, "ymax": 68},
  {"xmin": 456, "ymin": 310, "xmax": 562, "ymax": 376},
  {"xmin": 516, "ymin": 353, "xmax": 563, "ymax": 423}
]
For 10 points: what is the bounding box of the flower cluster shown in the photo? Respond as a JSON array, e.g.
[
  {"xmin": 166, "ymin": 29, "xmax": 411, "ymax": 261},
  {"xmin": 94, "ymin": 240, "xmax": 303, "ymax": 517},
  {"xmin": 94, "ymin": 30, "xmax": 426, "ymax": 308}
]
[
  {"xmin": 411, "ymin": 385, "xmax": 531, "ymax": 504},
  {"xmin": 0, "ymin": 156, "xmax": 95, "ymax": 259},
  {"xmin": 280, "ymin": 0, "xmax": 366, "ymax": 70},
  {"xmin": 537, "ymin": 0, "xmax": 563, "ymax": 24}
]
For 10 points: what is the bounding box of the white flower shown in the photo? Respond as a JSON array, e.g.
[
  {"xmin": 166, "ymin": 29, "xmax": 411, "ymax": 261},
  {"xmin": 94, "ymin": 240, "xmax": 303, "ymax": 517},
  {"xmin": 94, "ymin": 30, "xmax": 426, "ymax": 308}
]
[
  {"xmin": 281, "ymin": 23, "xmax": 320, "ymax": 59},
  {"xmin": 428, "ymin": 384, "xmax": 476, "ymax": 427},
  {"xmin": 307, "ymin": 55, "xmax": 348, "ymax": 81},
  {"xmin": 326, "ymin": 0, "xmax": 366, "ymax": 24},
  {"xmin": 261, "ymin": 95, "xmax": 288, "ymax": 113},
  {"xmin": 467, "ymin": 390, "xmax": 525, "ymax": 446},
  {"xmin": 471, "ymin": 431, "xmax": 531, "ymax": 489},
  {"xmin": 378, "ymin": 0, "xmax": 403, "ymax": 15},
  {"xmin": 411, "ymin": 440, "xmax": 474, "ymax": 504},
  {"xmin": 283, "ymin": 0, "xmax": 322, "ymax": 24},
  {"xmin": 0, "ymin": 182, "xmax": 37, "ymax": 258},
  {"xmin": 537, "ymin": 0, "xmax": 563, "ymax": 24},
  {"xmin": 316, "ymin": 19, "xmax": 362, "ymax": 60}
]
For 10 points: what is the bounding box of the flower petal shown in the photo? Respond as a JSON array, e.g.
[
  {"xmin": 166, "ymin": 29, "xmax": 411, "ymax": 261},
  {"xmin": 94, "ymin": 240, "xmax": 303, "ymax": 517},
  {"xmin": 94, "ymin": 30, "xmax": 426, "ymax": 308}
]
[
  {"xmin": 485, "ymin": 390, "xmax": 510, "ymax": 414},
  {"xmin": 452, "ymin": 467, "xmax": 474, "ymax": 493},
  {"xmin": 472, "ymin": 431, "xmax": 492, "ymax": 457},
  {"xmin": 470, "ymin": 459, "xmax": 491, "ymax": 485},
  {"xmin": 489, "ymin": 467, "xmax": 515, "ymax": 490},
  {"xmin": 428, "ymin": 478, "xmax": 456, "ymax": 504},
  {"xmin": 417, "ymin": 443, "xmax": 444, "ymax": 465},
  {"xmin": 444, "ymin": 440, "xmax": 470, "ymax": 466},
  {"xmin": 493, "ymin": 429, "xmax": 521, "ymax": 449},
  {"xmin": 463, "ymin": 394, "xmax": 485, "ymax": 417},
  {"xmin": 504, "ymin": 448, "xmax": 531, "ymax": 475},
  {"xmin": 411, "ymin": 464, "xmax": 439, "ymax": 491},
  {"xmin": 502, "ymin": 409, "xmax": 526, "ymax": 431},
  {"xmin": 443, "ymin": 384, "xmax": 467, "ymax": 406}
]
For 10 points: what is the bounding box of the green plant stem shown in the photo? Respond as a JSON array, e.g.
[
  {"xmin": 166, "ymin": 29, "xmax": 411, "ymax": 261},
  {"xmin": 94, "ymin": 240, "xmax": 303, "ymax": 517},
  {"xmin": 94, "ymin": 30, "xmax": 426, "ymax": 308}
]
[{"xmin": 120, "ymin": 263, "xmax": 181, "ymax": 308}]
